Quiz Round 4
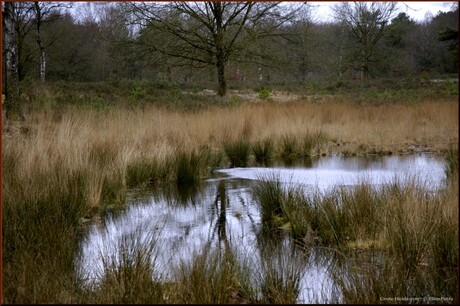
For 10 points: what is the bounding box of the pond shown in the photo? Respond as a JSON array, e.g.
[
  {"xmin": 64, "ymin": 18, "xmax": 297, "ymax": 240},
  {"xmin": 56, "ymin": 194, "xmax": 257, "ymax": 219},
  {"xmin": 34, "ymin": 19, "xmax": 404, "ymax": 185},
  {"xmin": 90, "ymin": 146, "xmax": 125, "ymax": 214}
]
[{"xmin": 76, "ymin": 153, "xmax": 446, "ymax": 303}]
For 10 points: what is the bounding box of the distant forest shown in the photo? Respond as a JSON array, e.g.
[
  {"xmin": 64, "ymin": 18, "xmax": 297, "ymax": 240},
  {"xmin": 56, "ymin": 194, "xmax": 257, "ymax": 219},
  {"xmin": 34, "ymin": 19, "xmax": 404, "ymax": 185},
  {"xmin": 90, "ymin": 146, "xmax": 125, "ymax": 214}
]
[{"xmin": 3, "ymin": 2, "xmax": 458, "ymax": 88}]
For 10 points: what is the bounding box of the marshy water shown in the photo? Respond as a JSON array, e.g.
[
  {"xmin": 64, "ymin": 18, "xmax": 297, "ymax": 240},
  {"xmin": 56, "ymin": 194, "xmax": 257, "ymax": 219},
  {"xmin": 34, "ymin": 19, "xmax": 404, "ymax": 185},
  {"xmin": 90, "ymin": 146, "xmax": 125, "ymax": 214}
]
[{"xmin": 76, "ymin": 153, "xmax": 446, "ymax": 303}]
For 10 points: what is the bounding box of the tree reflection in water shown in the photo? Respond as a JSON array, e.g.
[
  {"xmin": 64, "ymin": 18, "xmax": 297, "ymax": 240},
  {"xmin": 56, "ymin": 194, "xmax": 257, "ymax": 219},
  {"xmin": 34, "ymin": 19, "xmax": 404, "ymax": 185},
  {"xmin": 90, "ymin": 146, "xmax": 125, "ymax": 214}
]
[{"xmin": 209, "ymin": 180, "xmax": 230, "ymax": 250}]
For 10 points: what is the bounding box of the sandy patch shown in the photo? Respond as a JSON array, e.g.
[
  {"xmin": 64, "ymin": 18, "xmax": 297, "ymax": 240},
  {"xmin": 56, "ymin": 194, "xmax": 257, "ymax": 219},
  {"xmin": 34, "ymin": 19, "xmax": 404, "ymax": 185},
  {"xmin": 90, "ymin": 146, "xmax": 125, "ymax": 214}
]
[{"xmin": 183, "ymin": 88, "xmax": 334, "ymax": 103}]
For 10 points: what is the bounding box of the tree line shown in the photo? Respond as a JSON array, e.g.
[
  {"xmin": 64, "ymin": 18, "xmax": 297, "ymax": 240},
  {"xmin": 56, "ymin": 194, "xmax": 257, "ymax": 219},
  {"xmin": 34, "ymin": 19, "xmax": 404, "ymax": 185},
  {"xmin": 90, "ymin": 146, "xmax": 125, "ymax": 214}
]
[{"xmin": 2, "ymin": 2, "xmax": 458, "ymax": 117}]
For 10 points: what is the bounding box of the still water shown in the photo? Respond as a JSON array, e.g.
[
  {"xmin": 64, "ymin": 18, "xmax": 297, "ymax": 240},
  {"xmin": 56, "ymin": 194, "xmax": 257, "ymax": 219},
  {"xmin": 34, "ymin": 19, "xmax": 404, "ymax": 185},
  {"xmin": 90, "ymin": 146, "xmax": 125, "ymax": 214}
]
[{"xmin": 76, "ymin": 154, "xmax": 446, "ymax": 303}]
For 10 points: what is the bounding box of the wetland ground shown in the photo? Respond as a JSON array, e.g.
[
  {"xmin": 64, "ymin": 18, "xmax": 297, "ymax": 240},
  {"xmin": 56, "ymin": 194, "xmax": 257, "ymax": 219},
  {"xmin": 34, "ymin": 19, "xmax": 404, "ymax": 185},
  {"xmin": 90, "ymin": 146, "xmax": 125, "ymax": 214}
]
[{"xmin": 2, "ymin": 80, "xmax": 458, "ymax": 303}]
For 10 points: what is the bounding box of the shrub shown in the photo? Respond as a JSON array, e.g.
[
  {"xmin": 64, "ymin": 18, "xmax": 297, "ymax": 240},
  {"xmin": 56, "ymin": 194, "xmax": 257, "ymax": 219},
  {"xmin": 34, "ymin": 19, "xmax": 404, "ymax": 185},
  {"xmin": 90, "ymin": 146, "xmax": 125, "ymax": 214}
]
[
  {"xmin": 130, "ymin": 86, "xmax": 147, "ymax": 100},
  {"xmin": 258, "ymin": 87, "xmax": 271, "ymax": 100}
]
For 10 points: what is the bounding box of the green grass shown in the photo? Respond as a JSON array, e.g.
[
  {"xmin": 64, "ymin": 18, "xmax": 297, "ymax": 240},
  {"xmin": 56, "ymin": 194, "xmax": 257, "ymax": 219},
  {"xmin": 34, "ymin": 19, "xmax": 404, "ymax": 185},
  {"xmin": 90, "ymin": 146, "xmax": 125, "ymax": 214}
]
[
  {"xmin": 2, "ymin": 167, "xmax": 90, "ymax": 303},
  {"xmin": 126, "ymin": 158, "xmax": 163, "ymax": 188},
  {"xmin": 257, "ymin": 86, "xmax": 272, "ymax": 100},
  {"xmin": 175, "ymin": 149, "xmax": 205, "ymax": 186},
  {"xmin": 100, "ymin": 168, "xmax": 126, "ymax": 205},
  {"xmin": 252, "ymin": 174, "xmax": 285, "ymax": 223},
  {"xmin": 280, "ymin": 135, "xmax": 300, "ymax": 160},
  {"xmin": 174, "ymin": 146, "xmax": 223, "ymax": 186},
  {"xmin": 223, "ymin": 138, "xmax": 251, "ymax": 167},
  {"xmin": 278, "ymin": 131, "xmax": 328, "ymax": 160},
  {"xmin": 253, "ymin": 138, "xmax": 274, "ymax": 165},
  {"xmin": 258, "ymin": 245, "xmax": 304, "ymax": 304},
  {"xmin": 171, "ymin": 241, "xmax": 305, "ymax": 304},
  {"xmin": 172, "ymin": 245, "xmax": 241, "ymax": 303}
]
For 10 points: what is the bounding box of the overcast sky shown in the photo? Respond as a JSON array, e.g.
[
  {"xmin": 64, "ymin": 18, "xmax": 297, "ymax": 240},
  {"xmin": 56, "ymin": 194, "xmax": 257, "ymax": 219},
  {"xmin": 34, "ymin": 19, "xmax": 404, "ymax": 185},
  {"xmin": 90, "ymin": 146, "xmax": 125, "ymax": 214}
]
[
  {"xmin": 71, "ymin": 2, "xmax": 457, "ymax": 24},
  {"xmin": 311, "ymin": 2, "xmax": 456, "ymax": 22}
]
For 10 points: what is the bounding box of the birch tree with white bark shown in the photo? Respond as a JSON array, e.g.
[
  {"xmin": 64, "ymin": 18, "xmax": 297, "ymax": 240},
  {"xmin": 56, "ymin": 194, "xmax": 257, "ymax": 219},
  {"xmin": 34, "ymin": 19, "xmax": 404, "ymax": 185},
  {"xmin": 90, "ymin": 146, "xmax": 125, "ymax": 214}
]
[{"xmin": 3, "ymin": 2, "xmax": 23, "ymax": 120}]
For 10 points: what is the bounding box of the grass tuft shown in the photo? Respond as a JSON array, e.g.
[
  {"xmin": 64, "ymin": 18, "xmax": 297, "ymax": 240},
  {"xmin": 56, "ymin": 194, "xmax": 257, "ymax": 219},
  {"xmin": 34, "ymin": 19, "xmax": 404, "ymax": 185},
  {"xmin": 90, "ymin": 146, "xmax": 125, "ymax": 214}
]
[
  {"xmin": 302, "ymin": 131, "xmax": 329, "ymax": 157},
  {"xmin": 85, "ymin": 228, "xmax": 165, "ymax": 303},
  {"xmin": 280, "ymin": 135, "xmax": 299, "ymax": 160},
  {"xmin": 223, "ymin": 138, "xmax": 251, "ymax": 167},
  {"xmin": 252, "ymin": 174, "xmax": 285, "ymax": 223},
  {"xmin": 253, "ymin": 138, "xmax": 274, "ymax": 165},
  {"xmin": 172, "ymin": 245, "xmax": 243, "ymax": 303},
  {"xmin": 126, "ymin": 158, "xmax": 162, "ymax": 188},
  {"xmin": 175, "ymin": 149, "xmax": 204, "ymax": 186},
  {"xmin": 445, "ymin": 145, "xmax": 458, "ymax": 180}
]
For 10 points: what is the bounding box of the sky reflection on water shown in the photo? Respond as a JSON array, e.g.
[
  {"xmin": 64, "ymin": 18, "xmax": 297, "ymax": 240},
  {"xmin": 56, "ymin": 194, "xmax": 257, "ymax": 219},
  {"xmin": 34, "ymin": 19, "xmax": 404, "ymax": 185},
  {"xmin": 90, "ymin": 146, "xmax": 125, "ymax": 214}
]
[{"xmin": 77, "ymin": 154, "xmax": 446, "ymax": 303}]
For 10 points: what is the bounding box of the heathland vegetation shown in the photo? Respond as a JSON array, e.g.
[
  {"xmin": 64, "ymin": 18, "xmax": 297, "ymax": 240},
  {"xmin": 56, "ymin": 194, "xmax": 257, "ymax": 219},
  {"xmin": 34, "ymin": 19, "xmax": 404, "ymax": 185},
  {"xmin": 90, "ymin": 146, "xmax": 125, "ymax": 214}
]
[
  {"xmin": 2, "ymin": 1, "xmax": 459, "ymax": 304},
  {"xmin": 2, "ymin": 79, "xmax": 458, "ymax": 303}
]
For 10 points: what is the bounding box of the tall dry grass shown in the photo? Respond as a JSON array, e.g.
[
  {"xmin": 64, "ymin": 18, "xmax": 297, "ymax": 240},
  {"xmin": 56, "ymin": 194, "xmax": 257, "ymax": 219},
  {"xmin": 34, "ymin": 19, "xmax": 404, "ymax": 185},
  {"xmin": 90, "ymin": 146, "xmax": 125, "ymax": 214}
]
[
  {"xmin": 6, "ymin": 98, "xmax": 458, "ymax": 166},
  {"xmin": 2, "ymin": 98, "xmax": 458, "ymax": 303},
  {"xmin": 335, "ymin": 177, "xmax": 459, "ymax": 303},
  {"xmin": 250, "ymin": 135, "xmax": 458, "ymax": 303},
  {"xmin": 252, "ymin": 173, "xmax": 458, "ymax": 303},
  {"xmin": 5, "ymin": 99, "xmax": 456, "ymax": 201}
]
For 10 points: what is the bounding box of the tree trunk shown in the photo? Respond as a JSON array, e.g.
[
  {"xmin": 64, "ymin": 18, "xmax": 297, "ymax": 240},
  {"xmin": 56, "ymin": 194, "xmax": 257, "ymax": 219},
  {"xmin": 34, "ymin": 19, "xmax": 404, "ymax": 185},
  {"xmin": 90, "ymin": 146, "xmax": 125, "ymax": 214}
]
[
  {"xmin": 214, "ymin": 2, "xmax": 227, "ymax": 97},
  {"xmin": 216, "ymin": 56, "xmax": 227, "ymax": 97},
  {"xmin": 4, "ymin": 2, "xmax": 23, "ymax": 121},
  {"xmin": 360, "ymin": 48, "xmax": 368, "ymax": 83},
  {"xmin": 258, "ymin": 62, "xmax": 263, "ymax": 83},
  {"xmin": 39, "ymin": 50, "xmax": 46, "ymax": 82},
  {"xmin": 258, "ymin": 47, "xmax": 263, "ymax": 83},
  {"xmin": 35, "ymin": 2, "xmax": 46, "ymax": 82}
]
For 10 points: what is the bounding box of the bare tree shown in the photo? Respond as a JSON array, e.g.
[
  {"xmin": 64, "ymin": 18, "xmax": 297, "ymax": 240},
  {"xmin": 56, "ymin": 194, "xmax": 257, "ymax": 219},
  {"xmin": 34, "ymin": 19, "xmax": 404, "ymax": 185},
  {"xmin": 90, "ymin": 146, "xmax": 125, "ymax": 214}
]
[
  {"xmin": 333, "ymin": 2, "xmax": 397, "ymax": 81},
  {"xmin": 125, "ymin": 1, "xmax": 298, "ymax": 96},
  {"xmin": 33, "ymin": 2, "xmax": 73, "ymax": 82},
  {"xmin": 7, "ymin": 2, "xmax": 35, "ymax": 82},
  {"xmin": 276, "ymin": 4, "xmax": 315, "ymax": 82},
  {"xmin": 3, "ymin": 2, "xmax": 23, "ymax": 120}
]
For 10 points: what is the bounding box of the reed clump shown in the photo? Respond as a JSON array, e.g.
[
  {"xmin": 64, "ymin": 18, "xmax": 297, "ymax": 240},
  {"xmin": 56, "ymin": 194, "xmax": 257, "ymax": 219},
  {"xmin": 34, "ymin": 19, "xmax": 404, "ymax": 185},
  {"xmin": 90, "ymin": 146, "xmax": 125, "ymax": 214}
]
[
  {"xmin": 302, "ymin": 131, "xmax": 329, "ymax": 157},
  {"xmin": 223, "ymin": 138, "xmax": 251, "ymax": 167},
  {"xmin": 81, "ymin": 228, "xmax": 165, "ymax": 304},
  {"xmin": 172, "ymin": 246, "xmax": 242, "ymax": 303},
  {"xmin": 2, "ymin": 162, "xmax": 91, "ymax": 303},
  {"xmin": 253, "ymin": 138, "xmax": 274, "ymax": 165},
  {"xmin": 252, "ymin": 174, "xmax": 458, "ymax": 303},
  {"xmin": 171, "ymin": 241, "xmax": 306, "ymax": 304},
  {"xmin": 126, "ymin": 157, "xmax": 163, "ymax": 188},
  {"xmin": 280, "ymin": 134, "xmax": 300, "ymax": 160},
  {"xmin": 445, "ymin": 145, "xmax": 458, "ymax": 180},
  {"xmin": 175, "ymin": 149, "xmax": 205, "ymax": 186},
  {"xmin": 258, "ymin": 245, "xmax": 305, "ymax": 304},
  {"xmin": 252, "ymin": 174, "xmax": 285, "ymax": 223}
]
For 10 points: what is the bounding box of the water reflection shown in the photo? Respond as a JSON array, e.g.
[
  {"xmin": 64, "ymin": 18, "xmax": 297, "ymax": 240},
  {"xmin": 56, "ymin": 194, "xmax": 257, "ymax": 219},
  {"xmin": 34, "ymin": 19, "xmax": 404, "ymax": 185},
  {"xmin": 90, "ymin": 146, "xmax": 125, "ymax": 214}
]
[
  {"xmin": 210, "ymin": 180, "xmax": 229, "ymax": 249},
  {"xmin": 160, "ymin": 183, "xmax": 203, "ymax": 206},
  {"xmin": 217, "ymin": 154, "xmax": 446, "ymax": 193},
  {"xmin": 278, "ymin": 156, "xmax": 314, "ymax": 168},
  {"xmin": 77, "ymin": 154, "xmax": 446, "ymax": 303}
]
